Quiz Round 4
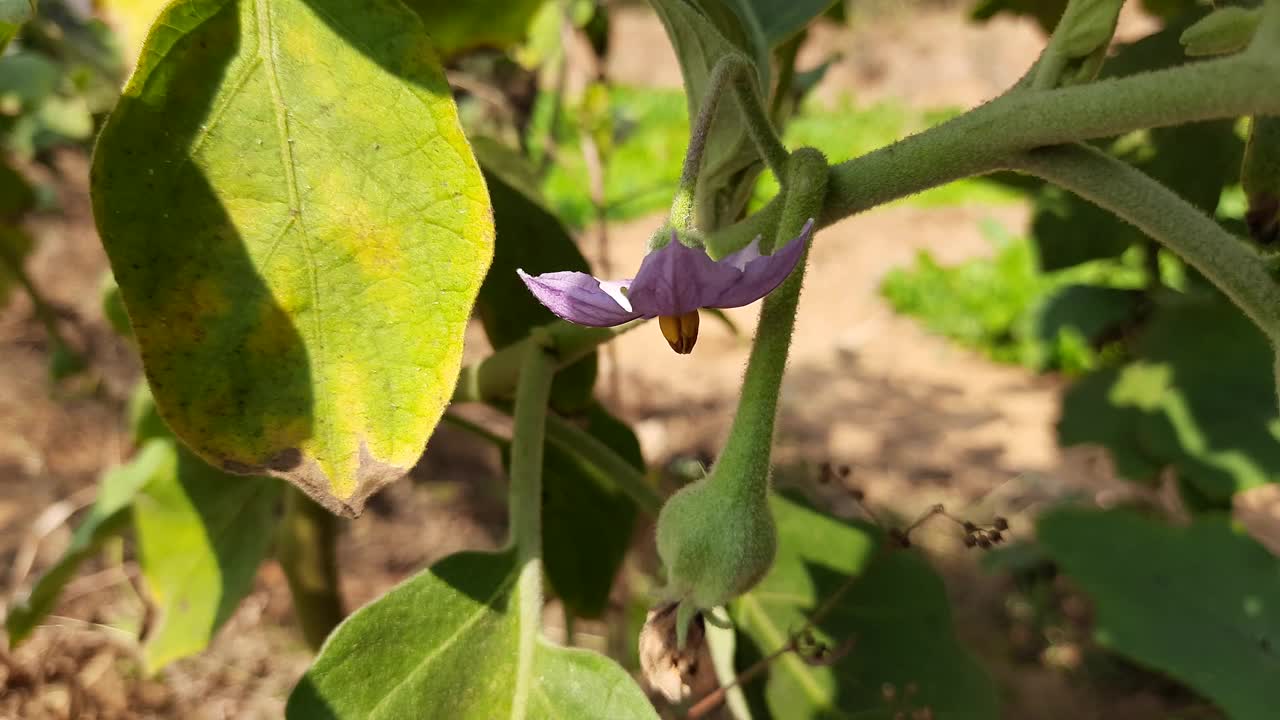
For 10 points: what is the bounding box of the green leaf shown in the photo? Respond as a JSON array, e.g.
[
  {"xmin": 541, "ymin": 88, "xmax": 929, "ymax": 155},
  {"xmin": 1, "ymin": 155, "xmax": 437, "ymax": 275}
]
[
  {"xmin": 5, "ymin": 440, "xmax": 171, "ymax": 645},
  {"xmin": 647, "ymin": 0, "xmax": 770, "ymax": 228},
  {"xmin": 0, "ymin": 0, "xmax": 34, "ymax": 54},
  {"xmin": 91, "ymin": 0, "xmax": 494, "ymax": 516},
  {"xmin": 1059, "ymin": 291, "xmax": 1280, "ymax": 504},
  {"xmin": 473, "ymin": 138, "xmax": 597, "ymax": 411},
  {"xmin": 1038, "ymin": 508, "xmax": 1280, "ymax": 720},
  {"xmin": 730, "ymin": 495, "xmax": 999, "ymax": 719},
  {"xmin": 1023, "ymin": 283, "xmax": 1140, "ymax": 371},
  {"xmin": 132, "ymin": 395, "xmax": 281, "ymax": 671},
  {"xmin": 286, "ymin": 549, "xmax": 658, "ymax": 719},
  {"xmin": 541, "ymin": 404, "xmax": 640, "ymax": 618},
  {"xmin": 402, "ymin": 0, "xmax": 546, "ymax": 59},
  {"xmin": 742, "ymin": 0, "xmax": 835, "ymax": 45}
]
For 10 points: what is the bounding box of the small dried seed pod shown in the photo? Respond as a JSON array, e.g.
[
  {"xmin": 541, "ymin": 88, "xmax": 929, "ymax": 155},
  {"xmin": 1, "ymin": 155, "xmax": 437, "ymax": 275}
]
[{"xmin": 637, "ymin": 602, "xmax": 717, "ymax": 703}]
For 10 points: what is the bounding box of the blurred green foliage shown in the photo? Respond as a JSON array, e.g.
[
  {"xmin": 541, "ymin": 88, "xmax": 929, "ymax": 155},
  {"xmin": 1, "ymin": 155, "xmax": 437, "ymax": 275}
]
[
  {"xmin": 537, "ymin": 88, "xmax": 1021, "ymax": 229},
  {"xmin": 881, "ymin": 219, "xmax": 1144, "ymax": 374}
]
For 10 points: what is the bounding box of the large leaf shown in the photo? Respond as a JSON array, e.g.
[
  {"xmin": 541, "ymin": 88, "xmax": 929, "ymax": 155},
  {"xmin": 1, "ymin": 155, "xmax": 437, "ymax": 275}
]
[
  {"xmin": 402, "ymin": 0, "xmax": 546, "ymax": 59},
  {"xmin": 286, "ymin": 550, "xmax": 658, "ymax": 719},
  {"xmin": 647, "ymin": 0, "xmax": 770, "ymax": 228},
  {"xmin": 99, "ymin": 0, "xmax": 174, "ymax": 65},
  {"xmin": 1039, "ymin": 508, "xmax": 1280, "ymax": 720},
  {"xmin": 744, "ymin": 0, "xmax": 835, "ymax": 45},
  {"xmin": 730, "ymin": 496, "xmax": 999, "ymax": 719},
  {"xmin": 541, "ymin": 404, "xmax": 640, "ymax": 618},
  {"xmin": 1059, "ymin": 291, "xmax": 1280, "ymax": 505},
  {"xmin": 132, "ymin": 393, "xmax": 281, "ymax": 671},
  {"xmin": 5, "ymin": 440, "xmax": 170, "ymax": 645},
  {"xmin": 92, "ymin": 0, "xmax": 494, "ymax": 516},
  {"xmin": 473, "ymin": 138, "xmax": 597, "ymax": 411}
]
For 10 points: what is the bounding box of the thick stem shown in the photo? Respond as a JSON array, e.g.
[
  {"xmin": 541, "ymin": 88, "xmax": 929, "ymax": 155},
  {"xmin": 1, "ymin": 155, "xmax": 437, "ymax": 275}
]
[
  {"xmin": 507, "ymin": 340, "xmax": 555, "ymax": 718},
  {"xmin": 711, "ymin": 149, "xmax": 827, "ymax": 501},
  {"xmin": 507, "ymin": 341, "xmax": 555, "ymax": 560},
  {"xmin": 1008, "ymin": 143, "xmax": 1280, "ymax": 342},
  {"xmin": 277, "ymin": 485, "xmax": 344, "ymax": 650},
  {"xmin": 708, "ymin": 50, "xmax": 1280, "ymax": 256}
]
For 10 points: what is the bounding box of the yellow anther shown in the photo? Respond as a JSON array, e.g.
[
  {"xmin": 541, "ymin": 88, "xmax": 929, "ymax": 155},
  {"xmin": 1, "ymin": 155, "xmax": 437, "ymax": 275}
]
[{"xmin": 659, "ymin": 311, "xmax": 700, "ymax": 354}]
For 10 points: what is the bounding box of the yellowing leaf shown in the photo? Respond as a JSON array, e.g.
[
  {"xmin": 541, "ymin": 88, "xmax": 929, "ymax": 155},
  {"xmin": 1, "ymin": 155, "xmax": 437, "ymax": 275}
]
[{"xmin": 92, "ymin": 0, "xmax": 494, "ymax": 516}]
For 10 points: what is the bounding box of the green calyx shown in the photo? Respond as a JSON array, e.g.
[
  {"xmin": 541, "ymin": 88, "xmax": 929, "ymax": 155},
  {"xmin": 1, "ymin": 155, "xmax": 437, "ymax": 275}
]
[{"xmin": 656, "ymin": 469, "xmax": 777, "ymax": 631}]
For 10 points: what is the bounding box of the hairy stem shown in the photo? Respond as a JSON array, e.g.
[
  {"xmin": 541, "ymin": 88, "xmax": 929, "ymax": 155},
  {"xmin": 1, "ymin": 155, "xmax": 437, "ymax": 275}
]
[
  {"xmin": 277, "ymin": 486, "xmax": 344, "ymax": 650},
  {"xmin": 508, "ymin": 341, "xmax": 555, "ymax": 560},
  {"xmin": 508, "ymin": 340, "xmax": 555, "ymax": 719},
  {"xmin": 1008, "ymin": 143, "xmax": 1280, "ymax": 342},
  {"xmin": 709, "ymin": 50, "xmax": 1280, "ymax": 255},
  {"xmin": 670, "ymin": 54, "xmax": 788, "ymax": 233},
  {"xmin": 712, "ymin": 148, "xmax": 827, "ymax": 501}
]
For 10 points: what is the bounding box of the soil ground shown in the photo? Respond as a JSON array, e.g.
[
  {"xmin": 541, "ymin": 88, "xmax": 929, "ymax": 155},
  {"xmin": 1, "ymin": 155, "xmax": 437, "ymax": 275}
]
[{"xmin": 0, "ymin": 4, "xmax": 1199, "ymax": 720}]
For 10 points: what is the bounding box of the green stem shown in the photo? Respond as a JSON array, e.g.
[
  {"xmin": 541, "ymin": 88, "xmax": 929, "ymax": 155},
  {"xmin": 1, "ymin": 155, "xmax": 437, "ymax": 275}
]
[
  {"xmin": 1007, "ymin": 143, "xmax": 1280, "ymax": 342},
  {"xmin": 441, "ymin": 411, "xmax": 508, "ymax": 447},
  {"xmin": 543, "ymin": 414, "xmax": 663, "ymax": 514},
  {"xmin": 451, "ymin": 319, "xmax": 643, "ymax": 404},
  {"xmin": 768, "ymin": 30, "xmax": 804, "ymax": 127},
  {"xmin": 732, "ymin": 65, "xmax": 790, "ymax": 182},
  {"xmin": 670, "ymin": 54, "xmax": 788, "ymax": 233},
  {"xmin": 507, "ymin": 341, "xmax": 555, "ymax": 560},
  {"xmin": 708, "ymin": 50, "xmax": 1280, "ymax": 256},
  {"xmin": 711, "ymin": 148, "xmax": 827, "ymax": 501},
  {"xmin": 507, "ymin": 339, "xmax": 555, "ymax": 718},
  {"xmin": 277, "ymin": 485, "xmax": 344, "ymax": 650}
]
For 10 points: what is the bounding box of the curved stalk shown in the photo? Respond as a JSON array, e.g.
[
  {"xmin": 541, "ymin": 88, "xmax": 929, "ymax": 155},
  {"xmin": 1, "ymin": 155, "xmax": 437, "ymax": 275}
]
[{"xmin": 1008, "ymin": 143, "xmax": 1280, "ymax": 343}]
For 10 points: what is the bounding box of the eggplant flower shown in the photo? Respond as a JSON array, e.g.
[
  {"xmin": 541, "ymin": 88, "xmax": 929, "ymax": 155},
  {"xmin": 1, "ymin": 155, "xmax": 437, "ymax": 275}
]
[{"xmin": 517, "ymin": 220, "xmax": 814, "ymax": 354}]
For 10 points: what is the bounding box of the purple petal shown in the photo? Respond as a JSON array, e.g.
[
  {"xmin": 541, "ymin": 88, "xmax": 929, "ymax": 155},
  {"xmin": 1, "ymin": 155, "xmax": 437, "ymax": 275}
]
[
  {"xmin": 517, "ymin": 269, "xmax": 642, "ymax": 327},
  {"xmin": 628, "ymin": 233, "xmax": 742, "ymax": 317},
  {"xmin": 706, "ymin": 219, "xmax": 813, "ymax": 309}
]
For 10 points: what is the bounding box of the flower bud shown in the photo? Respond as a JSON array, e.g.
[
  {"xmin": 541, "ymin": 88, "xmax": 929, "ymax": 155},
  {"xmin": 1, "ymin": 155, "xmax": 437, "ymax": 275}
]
[
  {"xmin": 1180, "ymin": 6, "xmax": 1261, "ymax": 57},
  {"xmin": 655, "ymin": 472, "xmax": 776, "ymax": 636}
]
